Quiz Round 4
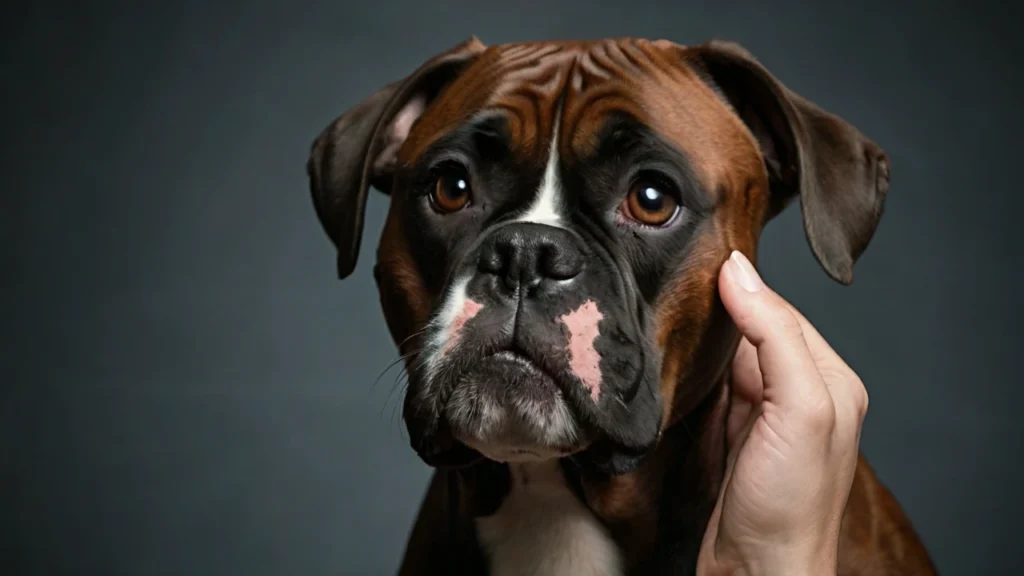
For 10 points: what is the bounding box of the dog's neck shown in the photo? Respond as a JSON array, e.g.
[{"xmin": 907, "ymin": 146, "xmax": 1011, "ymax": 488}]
[
  {"xmin": 476, "ymin": 459, "xmax": 626, "ymax": 576},
  {"xmin": 572, "ymin": 378, "xmax": 730, "ymax": 571},
  {"xmin": 453, "ymin": 378, "xmax": 730, "ymax": 574}
]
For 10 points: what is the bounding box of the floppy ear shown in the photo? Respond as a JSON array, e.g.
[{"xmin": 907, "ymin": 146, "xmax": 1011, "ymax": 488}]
[
  {"xmin": 686, "ymin": 40, "xmax": 891, "ymax": 284},
  {"xmin": 306, "ymin": 36, "xmax": 487, "ymax": 279}
]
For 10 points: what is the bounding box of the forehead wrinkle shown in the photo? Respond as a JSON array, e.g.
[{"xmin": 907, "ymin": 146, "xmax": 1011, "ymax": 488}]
[
  {"xmin": 563, "ymin": 93, "xmax": 647, "ymax": 161},
  {"xmin": 399, "ymin": 41, "xmax": 602, "ymax": 163},
  {"xmin": 400, "ymin": 48, "xmax": 530, "ymax": 163},
  {"xmin": 423, "ymin": 112, "xmax": 513, "ymax": 161},
  {"xmin": 561, "ymin": 41, "xmax": 681, "ymax": 162},
  {"xmin": 457, "ymin": 45, "xmax": 578, "ymax": 160},
  {"xmin": 399, "ymin": 111, "xmax": 497, "ymax": 171},
  {"xmin": 400, "ymin": 38, "xmax": 763, "ymax": 191},
  {"xmin": 633, "ymin": 62, "xmax": 765, "ymax": 197}
]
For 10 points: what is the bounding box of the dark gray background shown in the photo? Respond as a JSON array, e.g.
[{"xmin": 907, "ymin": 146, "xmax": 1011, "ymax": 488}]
[{"xmin": 4, "ymin": 0, "xmax": 1021, "ymax": 574}]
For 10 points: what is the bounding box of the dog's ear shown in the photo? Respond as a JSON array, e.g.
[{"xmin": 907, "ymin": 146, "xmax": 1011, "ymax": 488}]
[
  {"xmin": 685, "ymin": 40, "xmax": 890, "ymax": 285},
  {"xmin": 307, "ymin": 36, "xmax": 487, "ymax": 279}
]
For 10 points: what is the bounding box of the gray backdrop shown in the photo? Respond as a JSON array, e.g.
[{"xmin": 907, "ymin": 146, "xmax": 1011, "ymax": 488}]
[{"xmin": 4, "ymin": 0, "xmax": 1022, "ymax": 574}]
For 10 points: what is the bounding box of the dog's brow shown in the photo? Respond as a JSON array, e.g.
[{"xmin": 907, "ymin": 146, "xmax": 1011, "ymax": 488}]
[
  {"xmin": 589, "ymin": 114, "xmax": 656, "ymax": 157},
  {"xmin": 576, "ymin": 114, "xmax": 714, "ymax": 215},
  {"xmin": 419, "ymin": 113, "xmax": 513, "ymax": 165},
  {"xmin": 468, "ymin": 112, "xmax": 512, "ymax": 144}
]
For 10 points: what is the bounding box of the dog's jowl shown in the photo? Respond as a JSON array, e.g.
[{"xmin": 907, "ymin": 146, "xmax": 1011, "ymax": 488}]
[{"xmin": 306, "ymin": 36, "xmax": 936, "ymax": 575}]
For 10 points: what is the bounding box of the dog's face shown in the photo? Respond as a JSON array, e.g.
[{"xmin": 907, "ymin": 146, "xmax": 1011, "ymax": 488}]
[{"xmin": 307, "ymin": 37, "xmax": 889, "ymax": 473}]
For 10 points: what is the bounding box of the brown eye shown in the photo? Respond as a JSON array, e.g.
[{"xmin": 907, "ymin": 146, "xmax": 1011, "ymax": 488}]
[
  {"xmin": 430, "ymin": 169, "xmax": 472, "ymax": 213},
  {"xmin": 622, "ymin": 181, "xmax": 679, "ymax": 226}
]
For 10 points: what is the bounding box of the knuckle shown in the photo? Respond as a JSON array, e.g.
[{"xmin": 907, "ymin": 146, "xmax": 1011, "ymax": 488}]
[
  {"xmin": 772, "ymin": 307, "xmax": 804, "ymax": 340},
  {"xmin": 853, "ymin": 377, "xmax": 870, "ymax": 420},
  {"xmin": 804, "ymin": 394, "xmax": 838, "ymax": 432}
]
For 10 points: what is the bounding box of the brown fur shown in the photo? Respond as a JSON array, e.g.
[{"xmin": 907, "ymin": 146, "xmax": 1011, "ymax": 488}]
[{"xmin": 309, "ymin": 36, "xmax": 934, "ymax": 575}]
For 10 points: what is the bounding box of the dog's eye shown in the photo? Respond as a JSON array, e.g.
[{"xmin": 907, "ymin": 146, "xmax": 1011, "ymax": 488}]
[
  {"xmin": 429, "ymin": 167, "xmax": 472, "ymax": 213},
  {"xmin": 622, "ymin": 180, "xmax": 679, "ymax": 227}
]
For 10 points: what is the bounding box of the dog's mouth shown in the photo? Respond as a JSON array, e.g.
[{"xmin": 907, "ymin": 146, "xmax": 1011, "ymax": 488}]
[
  {"xmin": 489, "ymin": 348, "xmax": 539, "ymax": 366},
  {"xmin": 486, "ymin": 348, "xmax": 560, "ymax": 385},
  {"xmin": 434, "ymin": 342, "xmax": 589, "ymax": 463},
  {"xmin": 404, "ymin": 282, "xmax": 661, "ymax": 471}
]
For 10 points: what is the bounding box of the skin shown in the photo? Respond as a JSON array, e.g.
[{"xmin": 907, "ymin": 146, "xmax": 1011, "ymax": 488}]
[{"xmin": 698, "ymin": 251, "xmax": 869, "ymax": 576}]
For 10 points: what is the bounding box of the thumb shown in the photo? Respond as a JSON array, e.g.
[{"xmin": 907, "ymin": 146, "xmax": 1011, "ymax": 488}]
[{"xmin": 718, "ymin": 251, "xmax": 828, "ymax": 414}]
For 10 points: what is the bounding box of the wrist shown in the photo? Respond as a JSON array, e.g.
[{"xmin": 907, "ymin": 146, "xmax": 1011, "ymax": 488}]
[
  {"xmin": 736, "ymin": 553, "xmax": 837, "ymax": 576},
  {"xmin": 700, "ymin": 547, "xmax": 837, "ymax": 576},
  {"xmin": 703, "ymin": 563, "xmax": 832, "ymax": 576}
]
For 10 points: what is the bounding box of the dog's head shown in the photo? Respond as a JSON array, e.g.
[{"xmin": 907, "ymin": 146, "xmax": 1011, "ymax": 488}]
[{"xmin": 307, "ymin": 37, "xmax": 889, "ymax": 474}]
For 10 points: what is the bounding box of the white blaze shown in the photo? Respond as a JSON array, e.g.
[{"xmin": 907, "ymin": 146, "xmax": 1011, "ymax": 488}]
[{"xmin": 516, "ymin": 114, "xmax": 566, "ymax": 227}]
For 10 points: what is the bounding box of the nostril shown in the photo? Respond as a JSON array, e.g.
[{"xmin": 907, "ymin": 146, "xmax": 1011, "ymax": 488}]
[
  {"xmin": 504, "ymin": 265, "xmax": 523, "ymax": 292},
  {"xmin": 479, "ymin": 251, "xmax": 503, "ymax": 275},
  {"xmin": 475, "ymin": 224, "xmax": 584, "ymax": 300},
  {"xmin": 540, "ymin": 243, "xmax": 583, "ymax": 281},
  {"xmin": 478, "ymin": 242, "xmax": 508, "ymax": 275}
]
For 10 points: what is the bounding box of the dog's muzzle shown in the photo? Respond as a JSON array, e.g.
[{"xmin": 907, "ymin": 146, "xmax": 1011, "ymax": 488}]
[{"xmin": 405, "ymin": 221, "xmax": 658, "ymax": 465}]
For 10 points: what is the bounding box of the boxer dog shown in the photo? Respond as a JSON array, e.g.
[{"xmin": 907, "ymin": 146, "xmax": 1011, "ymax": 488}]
[{"xmin": 306, "ymin": 36, "xmax": 936, "ymax": 575}]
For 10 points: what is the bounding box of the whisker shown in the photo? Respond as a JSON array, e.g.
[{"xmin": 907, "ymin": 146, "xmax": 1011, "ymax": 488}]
[
  {"xmin": 389, "ymin": 372, "xmax": 410, "ymax": 439},
  {"xmin": 369, "ymin": 347, "xmax": 420, "ymax": 397},
  {"xmin": 382, "ymin": 361, "xmax": 414, "ymax": 415},
  {"xmin": 395, "ymin": 382, "xmax": 410, "ymax": 443},
  {"xmin": 396, "ymin": 328, "xmax": 428, "ymax": 351},
  {"xmin": 381, "ymin": 366, "xmax": 408, "ymax": 420},
  {"xmin": 369, "ymin": 355, "xmax": 410, "ymax": 396},
  {"xmin": 615, "ymin": 395, "xmax": 628, "ymax": 410}
]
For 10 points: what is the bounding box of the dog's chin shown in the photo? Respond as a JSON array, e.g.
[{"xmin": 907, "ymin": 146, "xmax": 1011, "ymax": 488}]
[
  {"xmin": 459, "ymin": 440, "xmax": 573, "ymax": 463},
  {"xmin": 441, "ymin": 350, "xmax": 589, "ymax": 464}
]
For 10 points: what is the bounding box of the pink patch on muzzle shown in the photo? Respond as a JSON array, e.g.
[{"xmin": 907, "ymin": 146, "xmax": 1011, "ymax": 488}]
[
  {"xmin": 559, "ymin": 299, "xmax": 604, "ymax": 402},
  {"xmin": 441, "ymin": 299, "xmax": 483, "ymax": 357}
]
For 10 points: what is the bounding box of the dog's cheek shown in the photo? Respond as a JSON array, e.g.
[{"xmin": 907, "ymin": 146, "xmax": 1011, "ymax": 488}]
[
  {"xmin": 651, "ymin": 230, "xmax": 737, "ymax": 427},
  {"xmin": 558, "ymin": 299, "xmax": 606, "ymax": 403},
  {"xmin": 377, "ymin": 211, "xmax": 434, "ymax": 356}
]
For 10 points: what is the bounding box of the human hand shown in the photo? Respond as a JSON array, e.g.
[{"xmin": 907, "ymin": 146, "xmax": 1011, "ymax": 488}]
[{"xmin": 696, "ymin": 251, "xmax": 870, "ymax": 576}]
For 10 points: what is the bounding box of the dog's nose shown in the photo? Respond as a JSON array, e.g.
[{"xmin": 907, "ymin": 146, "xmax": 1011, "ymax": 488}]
[{"xmin": 477, "ymin": 223, "xmax": 583, "ymax": 297}]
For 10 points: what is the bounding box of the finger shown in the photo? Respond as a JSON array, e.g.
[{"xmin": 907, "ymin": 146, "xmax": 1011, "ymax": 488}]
[
  {"xmin": 783, "ymin": 304, "xmax": 869, "ymax": 432},
  {"xmin": 727, "ymin": 338, "xmax": 761, "ymax": 448},
  {"xmin": 699, "ymin": 403, "xmax": 761, "ymax": 571},
  {"xmin": 772, "ymin": 297, "xmax": 844, "ymax": 374},
  {"xmin": 718, "ymin": 251, "xmax": 834, "ymax": 425},
  {"xmin": 825, "ymin": 367, "xmax": 870, "ymax": 445},
  {"xmin": 719, "ymin": 402, "xmax": 761, "ymax": 519},
  {"xmin": 726, "ymin": 393, "xmax": 754, "ymax": 449},
  {"xmin": 730, "ymin": 337, "xmax": 763, "ymax": 404},
  {"xmin": 753, "ymin": 280, "xmax": 868, "ymax": 434},
  {"xmin": 723, "ymin": 402, "xmax": 761, "ymax": 488},
  {"xmin": 777, "ymin": 303, "xmax": 834, "ymax": 359}
]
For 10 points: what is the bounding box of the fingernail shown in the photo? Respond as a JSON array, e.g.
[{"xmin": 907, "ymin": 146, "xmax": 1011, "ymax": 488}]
[{"xmin": 729, "ymin": 250, "xmax": 763, "ymax": 292}]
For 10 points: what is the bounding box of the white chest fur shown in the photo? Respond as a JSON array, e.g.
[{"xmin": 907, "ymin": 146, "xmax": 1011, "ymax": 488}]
[{"xmin": 475, "ymin": 460, "xmax": 624, "ymax": 576}]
